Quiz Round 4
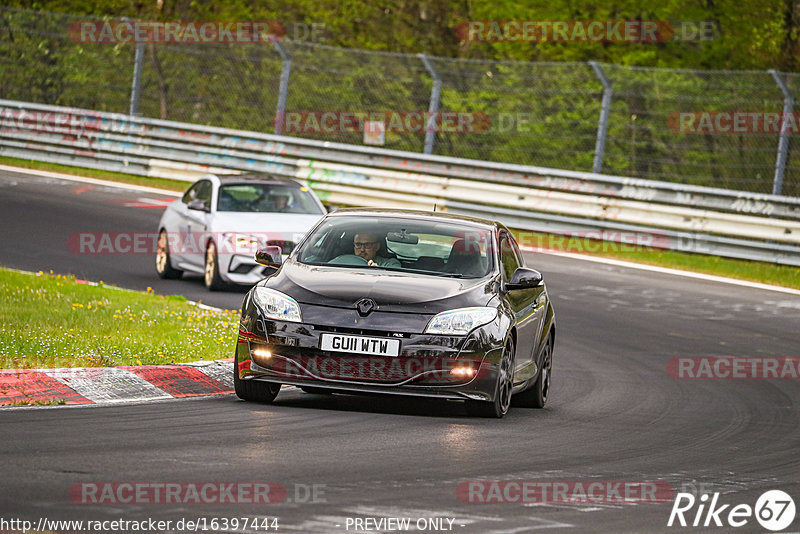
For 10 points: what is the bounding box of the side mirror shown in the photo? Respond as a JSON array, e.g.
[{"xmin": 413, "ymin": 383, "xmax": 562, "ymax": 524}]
[
  {"xmin": 505, "ymin": 268, "xmax": 543, "ymax": 291},
  {"xmin": 255, "ymin": 245, "xmax": 283, "ymax": 268},
  {"xmin": 326, "ymin": 205, "xmax": 339, "ymax": 213},
  {"xmin": 187, "ymin": 200, "xmax": 209, "ymax": 212}
]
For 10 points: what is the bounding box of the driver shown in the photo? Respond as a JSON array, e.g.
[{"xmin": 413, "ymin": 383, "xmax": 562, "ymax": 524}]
[
  {"xmin": 270, "ymin": 192, "xmax": 291, "ymax": 212},
  {"xmin": 331, "ymin": 232, "xmax": 401, "ymax": 268}
]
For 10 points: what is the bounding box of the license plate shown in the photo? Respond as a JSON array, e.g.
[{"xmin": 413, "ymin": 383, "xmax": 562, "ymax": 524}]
[{"xmin": 320, "ymin": 333, "xmax": 400, "ymax": 357}]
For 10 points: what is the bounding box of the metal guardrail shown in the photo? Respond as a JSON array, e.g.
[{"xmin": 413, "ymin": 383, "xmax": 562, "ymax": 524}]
[{"xmin": 1, "ymin": 99, "xmax": 799, "ymax": 266}]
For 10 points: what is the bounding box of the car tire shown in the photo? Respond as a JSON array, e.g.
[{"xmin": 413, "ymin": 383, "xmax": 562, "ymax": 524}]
[
  {"xmin": 233, "ymin": 356, "xmax": 281, "ymax": 403},
  {"xmin": 512, "ymin": 334, "xmax": 552, "ymax": 409},
  {"xmin": 465, "ymin": 337, "xmax": 515, "ymax": 418},
  {"xmin": 300, "ymin": 386, "xmax": 333, "ymax": 395},
  {"xmin": 204, "ymin": 240, "xmax": 226, "ymax": 291},
  {"xmin": 155, "ymin": 230, "xmax": 183, "ymax": 279}
]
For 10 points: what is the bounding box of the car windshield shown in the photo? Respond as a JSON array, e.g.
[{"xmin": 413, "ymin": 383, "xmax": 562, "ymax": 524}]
[
  {"xmin": 295, "ymin": 215, "xmax": 495, "ymax": 278},
  {"xmin": 217, "ymin": 183, "xmax": 323, "ymax": 214}
]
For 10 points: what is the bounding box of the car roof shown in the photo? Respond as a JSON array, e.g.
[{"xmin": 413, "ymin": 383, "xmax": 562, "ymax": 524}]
[
  {"xmin": 215, "ymin": 173, "xmax": 304, "ymax": 187},
  {"xmin": 326, "ymin": 208, "xmax": 500, "ymax": 230}
]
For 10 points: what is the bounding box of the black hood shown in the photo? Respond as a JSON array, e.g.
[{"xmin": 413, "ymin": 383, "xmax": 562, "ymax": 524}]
[{"xmin": 264, "ymin": 260, "xmax": 497, "ymax": 314}]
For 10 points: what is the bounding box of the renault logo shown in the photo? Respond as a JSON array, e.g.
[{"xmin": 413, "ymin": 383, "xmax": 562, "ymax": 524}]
[{"xmin": 355, "ymin": 298, "xmax": 376, "ymax": 316}]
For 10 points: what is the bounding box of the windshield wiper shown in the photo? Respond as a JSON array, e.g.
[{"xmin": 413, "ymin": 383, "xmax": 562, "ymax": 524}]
[
  {"xmin": 391, "ymin": 268, "xmax": 468, "ymax": 278},
  {"xmin": 300, "ymin": 262, "xmax": 471, "ymax": 277},
  {"xmin": 424, "ymin": 271, "xmax": 465, "ymax": 277}
]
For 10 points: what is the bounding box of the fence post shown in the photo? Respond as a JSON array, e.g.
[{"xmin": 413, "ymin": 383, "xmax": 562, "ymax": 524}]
[
  {"xmin": 273, "ymin": 39, "xmax": 292, "ymax": 135},
  {"xmin": 418, "ymin": 53, "xmax": 442, "ymax": 155},
  {"xmin": 589, "ymin": 61, "xmax": 612, "ymax": 174},
  {"xmin": 127, "ymin": 19, "xmax": 144, "ymax": 117},
  {"xmin": 769, "ymin": 69, "xmax": 792, "ymax": 196}
]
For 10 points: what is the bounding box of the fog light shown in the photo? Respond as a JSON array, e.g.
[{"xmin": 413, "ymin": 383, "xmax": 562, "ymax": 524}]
[
  {"xmin": 251, "ymin": 346, "xmax": 273, "ymax": 366},
  {"xmin": 451, "ymin": 367, "xmax": 475, "ymax": 377}
]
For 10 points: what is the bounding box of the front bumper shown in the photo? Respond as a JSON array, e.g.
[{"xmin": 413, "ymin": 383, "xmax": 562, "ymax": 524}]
[
  {"xmin": 236, "ymin": 313, "xmax": 506, "ymax": 402},
  {"xmin": 220, "ymin": 254, "xmax": 276, "ymax": 285}
]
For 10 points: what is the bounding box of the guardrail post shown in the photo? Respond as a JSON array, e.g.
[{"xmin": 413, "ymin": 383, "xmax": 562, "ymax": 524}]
[
  {"xmin": 273, "ymin": 39, "xmax": 292, "ymax": 135},
  {"xmin": 589, "ymin": 61, "xmax": 612, "ymax": 174},
  {"xmin": 418, "ymin": 53, "xmax": 442, "ymax": 155},
  {"xmin": 127, "ymin": 19, "xmax": 145, "ymax": 117},
  {"xmin": 769, "ymin": 69, "xmax": 793, "ymax": 196}
]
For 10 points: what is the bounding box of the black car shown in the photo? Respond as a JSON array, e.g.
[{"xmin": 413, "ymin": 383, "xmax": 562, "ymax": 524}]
[{"xmin": 234, "ymin": 209, "xmax": 555, "ymax": 417}]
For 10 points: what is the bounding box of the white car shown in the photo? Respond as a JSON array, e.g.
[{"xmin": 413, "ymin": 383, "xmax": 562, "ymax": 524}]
[{"xmin": 155, "ymin": 173, "xmax": 326, "ymax": 290}]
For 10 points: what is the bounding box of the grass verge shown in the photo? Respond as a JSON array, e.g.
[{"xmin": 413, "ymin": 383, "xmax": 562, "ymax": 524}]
[
  {"xmin": 0, "ymin": 267, "xmax": 240, "ymax": 369},
  {"xmin": 2, "ymin": 158, "xmax": 798, "ymax": 290}
]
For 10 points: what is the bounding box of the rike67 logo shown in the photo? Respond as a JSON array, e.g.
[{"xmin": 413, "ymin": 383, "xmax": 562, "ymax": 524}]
[{"xmin": 668, "ymin": 490, "xmax": 796, "ymax": 531}]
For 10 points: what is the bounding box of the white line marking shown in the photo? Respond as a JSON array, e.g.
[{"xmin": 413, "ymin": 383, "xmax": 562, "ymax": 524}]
[
  {"xmin": 522, "ymin": 247, "xmax": 800, "ymax": 296},
  {"xmin": 0, "ymin": 164, "xmax": 182, "ymax": 197},
  {"xmin": 121, "ymin": 197, "xmax": 177, "ymax": 207}
]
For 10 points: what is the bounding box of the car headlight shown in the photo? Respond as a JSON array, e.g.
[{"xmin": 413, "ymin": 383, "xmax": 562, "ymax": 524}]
[
  {"xmin": 424, "ymin": 307, "xmax": 497, "ymax": 335},
  {"xmin": 224, "ymin": 233, "xmax": 262, "ymax": 252},
  {"xmin": 253, "ymin": 287, "xmax": 302, "ymax": 323}
]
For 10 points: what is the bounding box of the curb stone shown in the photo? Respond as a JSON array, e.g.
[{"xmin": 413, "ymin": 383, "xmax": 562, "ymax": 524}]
[{"xmin": 0, "ymin": 358, "xmax": 235, "ymax": 407}]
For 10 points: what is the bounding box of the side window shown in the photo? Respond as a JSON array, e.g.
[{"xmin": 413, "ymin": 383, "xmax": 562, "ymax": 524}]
[
  {"xmin": 499, "ymin": 232, "xmax": 521, "ymax": 281},
  {"xmin": 195, "ymin": 181, "xmax": 212, "ymax": 206},
  {"xmin": 181, "ymin": 182, "xmax": 201, "ymax": 204},
  {"xmin": 508, "ymin": 233, "xmax": 524, "ymax": 265}
]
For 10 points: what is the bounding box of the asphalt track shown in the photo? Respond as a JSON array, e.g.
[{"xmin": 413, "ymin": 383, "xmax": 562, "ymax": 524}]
[{"xmin": 1, "ymin": 168, "xmax": 799, "ymax": 533}]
